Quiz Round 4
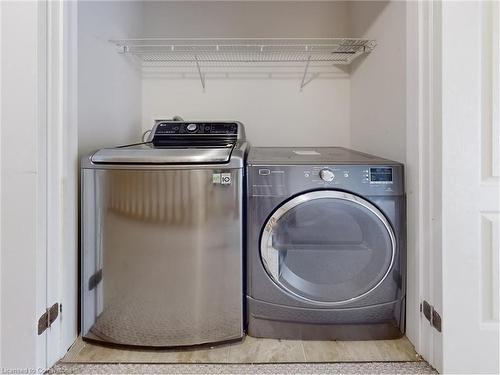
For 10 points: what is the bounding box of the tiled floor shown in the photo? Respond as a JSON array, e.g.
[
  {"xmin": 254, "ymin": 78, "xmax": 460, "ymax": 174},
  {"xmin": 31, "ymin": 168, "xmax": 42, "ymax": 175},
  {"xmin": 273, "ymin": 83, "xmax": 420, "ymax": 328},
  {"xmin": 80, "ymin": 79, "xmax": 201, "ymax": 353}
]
[{"xmin": 61, "ymin": 335, "xmax": 420, "ymax": 363}]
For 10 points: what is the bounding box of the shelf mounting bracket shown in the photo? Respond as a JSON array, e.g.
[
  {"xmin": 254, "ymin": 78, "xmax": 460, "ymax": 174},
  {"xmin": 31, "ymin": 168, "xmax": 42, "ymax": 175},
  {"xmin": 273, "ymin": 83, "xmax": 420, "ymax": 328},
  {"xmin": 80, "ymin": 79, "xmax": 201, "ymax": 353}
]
[
  {"xmin": 364, "ymin": 40, "xmax": 377, "ymax": 53},
  {"xmin": 300, "ymin": 55, "xmax": 312, "ymax": 91},
  {"xmin": 194, "ymin": 55, "xmax": 206, "ymax": 91}
]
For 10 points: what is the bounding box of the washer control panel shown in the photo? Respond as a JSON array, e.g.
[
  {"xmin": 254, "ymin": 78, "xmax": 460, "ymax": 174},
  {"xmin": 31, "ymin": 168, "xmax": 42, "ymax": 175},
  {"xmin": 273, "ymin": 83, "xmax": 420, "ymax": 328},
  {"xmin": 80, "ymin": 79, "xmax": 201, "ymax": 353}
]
[{"xmin": 154, "ymin": 122, "xmax": 238, "ymax": 135}]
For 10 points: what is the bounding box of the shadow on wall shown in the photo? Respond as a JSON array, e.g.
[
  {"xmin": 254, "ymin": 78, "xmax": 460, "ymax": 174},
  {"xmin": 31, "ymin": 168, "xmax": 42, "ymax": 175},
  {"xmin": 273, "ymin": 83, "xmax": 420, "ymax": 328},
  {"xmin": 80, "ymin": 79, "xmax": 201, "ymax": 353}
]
[
  {"xmin": 350, "ymin": 1, "xmax": 390, "ymax": 36},
  {"xmin": 349, "ymin": 1, "xmax": 390, "ymax": 75},
  {"xmin": 142, "ymin": 1, "xmax": 351, "ymax": 38}
]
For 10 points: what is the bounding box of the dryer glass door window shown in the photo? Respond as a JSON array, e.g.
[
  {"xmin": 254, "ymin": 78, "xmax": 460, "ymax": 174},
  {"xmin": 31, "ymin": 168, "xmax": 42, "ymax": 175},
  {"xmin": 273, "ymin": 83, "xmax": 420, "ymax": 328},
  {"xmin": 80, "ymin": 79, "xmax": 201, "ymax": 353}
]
[{"xmin": 260, "ymin": 191, "xmax": 395, "ymax": 305}]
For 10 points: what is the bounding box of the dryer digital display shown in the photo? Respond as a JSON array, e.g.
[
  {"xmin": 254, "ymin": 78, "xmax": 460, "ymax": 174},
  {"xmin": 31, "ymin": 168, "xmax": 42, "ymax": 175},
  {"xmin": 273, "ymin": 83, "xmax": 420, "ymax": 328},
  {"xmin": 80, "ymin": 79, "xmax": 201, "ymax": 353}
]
[{"xmin": 370, "ymin": 167, "xmax": 393, "ymax": 184}]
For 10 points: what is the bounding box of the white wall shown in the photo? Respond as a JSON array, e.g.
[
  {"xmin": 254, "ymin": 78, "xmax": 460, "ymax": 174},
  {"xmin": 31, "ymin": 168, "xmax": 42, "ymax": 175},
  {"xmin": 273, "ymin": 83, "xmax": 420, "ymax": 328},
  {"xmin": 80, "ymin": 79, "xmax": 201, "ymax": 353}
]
[
  {"xmin": 143, "ymin": 76, "xmax": 351, "ymax": 147},
  {"xmin": 350, "ymin": 1, "xmax": 407, "ymax": 163},
  {"xmin": 349, "ymin": 0, "xmax": 412, "ymax": 343},
  {"xmin": 141, "ymin": 1, "xmax": 352, "ymax": 147},
  {"xmin": 78, "ymin": 1, "xmax": 143, "ymax": 156},
  {"xmin": 142, "ymin": 1, "xmax": 350, "ymax": 38}
]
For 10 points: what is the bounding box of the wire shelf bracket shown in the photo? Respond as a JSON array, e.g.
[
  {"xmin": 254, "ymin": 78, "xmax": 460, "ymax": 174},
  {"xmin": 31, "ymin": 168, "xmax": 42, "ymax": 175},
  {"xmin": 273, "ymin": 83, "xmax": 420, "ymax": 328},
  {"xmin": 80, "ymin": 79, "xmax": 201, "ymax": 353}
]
[
  {"xmin": 300, "ymin": 55, "xmax": 312, "ymax": 91},
  {"xmin": 194, "ymin": 55, "xmax": 206, "ymax": 91}
]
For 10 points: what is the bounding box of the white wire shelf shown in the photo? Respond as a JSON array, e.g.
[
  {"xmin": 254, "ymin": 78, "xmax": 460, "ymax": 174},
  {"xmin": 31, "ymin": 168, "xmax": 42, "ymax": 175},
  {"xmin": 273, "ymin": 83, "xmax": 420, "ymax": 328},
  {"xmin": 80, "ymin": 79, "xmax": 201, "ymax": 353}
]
[
  {"xmin": 110, "ymin": 38, "xmax": 376, "ymax": 90},
  {"xmin": 110, "ymin": 38, "xmax": 376, "ymax": 64}
]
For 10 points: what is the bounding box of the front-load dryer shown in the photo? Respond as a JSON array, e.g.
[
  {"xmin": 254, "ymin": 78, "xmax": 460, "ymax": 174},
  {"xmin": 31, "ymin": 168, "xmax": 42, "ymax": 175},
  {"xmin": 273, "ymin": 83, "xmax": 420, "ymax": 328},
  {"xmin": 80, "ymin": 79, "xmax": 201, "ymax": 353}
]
[{"xmin": 246, "ymin": 147, "xmax": 405, "ymax": 340}]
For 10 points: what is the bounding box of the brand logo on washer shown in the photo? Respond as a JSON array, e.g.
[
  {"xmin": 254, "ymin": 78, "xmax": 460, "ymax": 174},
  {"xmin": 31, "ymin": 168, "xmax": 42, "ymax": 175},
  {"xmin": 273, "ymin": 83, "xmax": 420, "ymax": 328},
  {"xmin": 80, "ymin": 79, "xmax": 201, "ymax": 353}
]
[
  {"xmin": 213, "ymin": 172, "xmax": 231, "ymax": 185},
  {"xmin": 221, "ymin": 173, "xmax": 231, "ymax": 185}
]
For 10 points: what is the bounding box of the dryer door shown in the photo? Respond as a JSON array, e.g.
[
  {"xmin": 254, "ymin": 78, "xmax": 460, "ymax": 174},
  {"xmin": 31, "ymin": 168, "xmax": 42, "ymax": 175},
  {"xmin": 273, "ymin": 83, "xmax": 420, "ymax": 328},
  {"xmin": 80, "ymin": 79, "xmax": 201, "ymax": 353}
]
[{"xmin": 260, "ymin": 190, "xmax": 396, "ymax": 305}]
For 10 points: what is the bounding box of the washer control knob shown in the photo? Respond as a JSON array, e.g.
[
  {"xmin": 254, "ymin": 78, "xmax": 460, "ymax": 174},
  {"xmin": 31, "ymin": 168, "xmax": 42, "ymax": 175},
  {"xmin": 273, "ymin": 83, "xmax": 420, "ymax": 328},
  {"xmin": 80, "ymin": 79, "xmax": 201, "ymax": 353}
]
[
  {"xmin": 320, "ymin": 168, "xmax": 335, "ymax": 182},
  {"xmin": 186, "ymin": 123, "xmax": 198, "ymax": 132}
]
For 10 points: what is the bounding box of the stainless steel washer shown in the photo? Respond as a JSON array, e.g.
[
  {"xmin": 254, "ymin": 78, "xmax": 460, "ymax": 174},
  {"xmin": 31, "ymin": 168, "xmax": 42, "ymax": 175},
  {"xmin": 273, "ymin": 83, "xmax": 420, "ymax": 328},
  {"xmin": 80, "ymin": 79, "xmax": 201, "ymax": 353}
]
[
  {"xmin": 81, "ymin": 120, "xmax": 247, "ymax": 347},
  {"xmin": 246, "ymin": 147, "xmax": 406, "ymax": 340}
]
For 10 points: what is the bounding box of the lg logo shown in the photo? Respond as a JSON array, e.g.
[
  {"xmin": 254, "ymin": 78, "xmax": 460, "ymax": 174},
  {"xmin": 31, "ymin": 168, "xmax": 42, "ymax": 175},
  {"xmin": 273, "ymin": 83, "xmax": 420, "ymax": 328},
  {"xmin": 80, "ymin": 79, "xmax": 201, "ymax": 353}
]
[
  {"xmin": 213, "ymin": 172, "xmax": 232, "ymax": 185},
  {"xmin": 221, "ymin": 173, "xmax": 232, "ymax": 185}
]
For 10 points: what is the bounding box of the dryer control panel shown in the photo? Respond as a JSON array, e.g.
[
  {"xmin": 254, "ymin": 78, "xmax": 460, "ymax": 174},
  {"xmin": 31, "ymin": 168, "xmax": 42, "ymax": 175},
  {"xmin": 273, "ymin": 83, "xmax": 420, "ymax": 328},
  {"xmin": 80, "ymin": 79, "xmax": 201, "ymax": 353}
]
[
  {"xmin": 250, "ymin": 165, "xmax": 403, "ymax": 197},
  {"xmin": 369, "ymin": 167, "xmax": 393, "ymax": 184}
]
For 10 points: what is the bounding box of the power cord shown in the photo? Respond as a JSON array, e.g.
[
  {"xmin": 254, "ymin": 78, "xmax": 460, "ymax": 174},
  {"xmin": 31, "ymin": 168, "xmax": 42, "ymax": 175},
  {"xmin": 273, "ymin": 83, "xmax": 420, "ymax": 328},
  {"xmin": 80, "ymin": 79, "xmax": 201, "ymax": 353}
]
[{"xmin": 141, "ymin": 115, "xmax": 184, "ymax": 142}]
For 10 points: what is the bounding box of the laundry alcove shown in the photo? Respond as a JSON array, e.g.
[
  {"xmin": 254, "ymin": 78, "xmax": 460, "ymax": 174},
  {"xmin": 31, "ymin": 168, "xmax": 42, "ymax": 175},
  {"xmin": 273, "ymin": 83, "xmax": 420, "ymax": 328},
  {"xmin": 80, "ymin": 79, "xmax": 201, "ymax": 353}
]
[
  {"xmin": 72, "ymin": 0, "xmax": 419, "ymax": 365},
  {"xmin": 4, "ymin": 0, "xmax": 499, "ymax": 373}
]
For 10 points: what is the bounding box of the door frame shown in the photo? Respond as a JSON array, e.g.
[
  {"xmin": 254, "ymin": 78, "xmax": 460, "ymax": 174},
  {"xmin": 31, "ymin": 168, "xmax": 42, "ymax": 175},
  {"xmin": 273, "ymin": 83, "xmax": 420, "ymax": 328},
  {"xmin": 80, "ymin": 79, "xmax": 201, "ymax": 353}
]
[
  {"xmin": 44, "ymin": 0, "xmax": 79, "ymax": 365},
  {"xmin": 405, "ymin": 0, "xmax": 441, "ymax": 366}
]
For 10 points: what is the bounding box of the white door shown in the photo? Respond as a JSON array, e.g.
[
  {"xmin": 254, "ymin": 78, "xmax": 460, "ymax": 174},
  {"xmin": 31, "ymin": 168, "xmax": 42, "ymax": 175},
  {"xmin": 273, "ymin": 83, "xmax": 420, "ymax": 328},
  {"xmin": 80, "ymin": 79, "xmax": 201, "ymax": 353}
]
[{"xmin": 439, "ymin": 1, "xmax": 499, "ymax": 373}]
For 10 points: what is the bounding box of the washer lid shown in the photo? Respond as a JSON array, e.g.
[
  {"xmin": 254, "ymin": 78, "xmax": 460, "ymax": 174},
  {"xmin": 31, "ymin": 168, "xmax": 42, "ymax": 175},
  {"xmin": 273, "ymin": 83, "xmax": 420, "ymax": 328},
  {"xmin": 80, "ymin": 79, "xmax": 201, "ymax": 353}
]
[{"xmin": 91, "ymin": 143, "xmax": 234, "ymax": 164}]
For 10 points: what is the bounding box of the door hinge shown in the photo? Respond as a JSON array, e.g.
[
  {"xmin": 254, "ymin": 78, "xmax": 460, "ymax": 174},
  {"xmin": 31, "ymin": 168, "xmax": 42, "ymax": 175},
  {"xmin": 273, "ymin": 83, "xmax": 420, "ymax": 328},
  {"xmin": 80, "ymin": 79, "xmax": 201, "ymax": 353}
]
[
  {"xmin": 37, "ymin": 302, "xmax": 60, "ymax": 335},
  {"xmin": 420, "ymin": 300, "xmax": 442, "ymax": 332}
]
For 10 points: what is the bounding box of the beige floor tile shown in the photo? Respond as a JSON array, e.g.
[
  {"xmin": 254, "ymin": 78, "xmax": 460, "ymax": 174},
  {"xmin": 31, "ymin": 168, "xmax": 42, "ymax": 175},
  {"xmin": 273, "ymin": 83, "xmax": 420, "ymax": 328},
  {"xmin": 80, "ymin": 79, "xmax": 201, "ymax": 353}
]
[
  {"xmin": 62, "ymin": 336, "xmax": 418, "ymax": 364},
  {"xmin": 133, "ymin": 346, "xmax": 230, "ymax": 363},
  {"xmin": 163, "ymin": 346, "xmax": 230, "ymax": 363},
  {"xmin": 227, "ymin": 336, "xmax": 306, "ymax": 363},
  {"xmin": 302, "ymin": 337, "xmax": 418, "ymax": 362},
  {"xmin": 61, "ymin": 338, "xmax": 85, "ymax": 362},
  {"xmin": 61, "ymin": 338, "xmax": 230, "ymax": 363}
]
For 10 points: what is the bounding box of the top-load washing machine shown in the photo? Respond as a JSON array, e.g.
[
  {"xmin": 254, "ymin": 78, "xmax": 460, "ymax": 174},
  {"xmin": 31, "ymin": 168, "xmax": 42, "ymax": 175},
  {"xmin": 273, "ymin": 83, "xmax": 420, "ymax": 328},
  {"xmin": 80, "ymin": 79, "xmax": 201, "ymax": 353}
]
[
  {"xmin": 81, "ymin": 120, "xmax": 247, "ymax": 348},
  {"xmin": 246, "ymin": 147, "xmax": 405, "ymax": 340}
]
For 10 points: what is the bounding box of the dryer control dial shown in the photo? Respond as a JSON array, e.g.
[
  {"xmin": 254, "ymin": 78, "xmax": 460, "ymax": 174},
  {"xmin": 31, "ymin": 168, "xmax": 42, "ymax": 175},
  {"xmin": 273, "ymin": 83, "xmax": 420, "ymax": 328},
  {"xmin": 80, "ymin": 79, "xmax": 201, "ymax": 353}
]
[{"xmin": 319, "ymin": 168, "xmax": 335, "ymax": 182}]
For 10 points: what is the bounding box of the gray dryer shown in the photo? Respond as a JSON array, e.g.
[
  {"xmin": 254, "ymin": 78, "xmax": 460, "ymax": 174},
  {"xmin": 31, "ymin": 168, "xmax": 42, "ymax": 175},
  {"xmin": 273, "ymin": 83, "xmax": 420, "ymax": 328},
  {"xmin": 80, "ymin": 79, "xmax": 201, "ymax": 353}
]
[{"xmin": 246, "ymin": 147, "xmax": 405, "ymax": 340}]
